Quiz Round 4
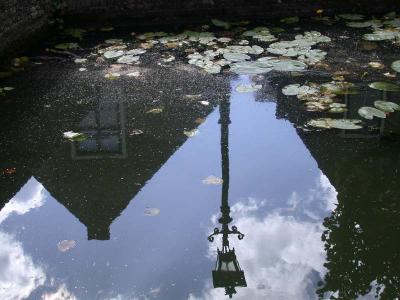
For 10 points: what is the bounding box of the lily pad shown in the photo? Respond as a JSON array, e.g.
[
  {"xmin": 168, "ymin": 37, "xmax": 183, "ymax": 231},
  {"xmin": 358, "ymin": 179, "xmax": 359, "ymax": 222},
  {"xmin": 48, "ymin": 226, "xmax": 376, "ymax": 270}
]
[
  {"xmin": 369, "ymin": 82, "xmax": 400, "ymax": 92},
  {"xmin": 202, "ymin": 175, "xmax": 223, "ymax": 185},
  {"xmin": 391, "ymin": 60, "xmax": 400, "ymax": 73},
  {"xmin": 147, "ymin": 108, "xmax": 163, "ymax": 114},
  {"xmin": 271, "ymin": 60, "xmax": 307, "ymax": 72},
  {"xmin": 184, "ymin": 129, "xmax": 199, "ymax": 137},
  {"xmin": 281, "ymin": 16, "xmax": 300, "ymax": 24},
  {"xmin": 117, "ymin": 55, "xmax": 139, "ymax": 64},
  {"xmin": 144, "ymin": 207, "xmax": 160, "ymax": 216},
  {"xmin": 55, "ymin": 43, "xmax": 79, "ymax": 50},
  {"xmin": 358, "ymin": 106, "xmax": 386, "ymax": 120},
  {"xmin": 338, "ymin": 14, "xmax": 365, "ymax": 21},
  {"xmin": 328, "ymin": 119, "xmax": 363, "ymax": 130},
  {"xmin": 223, "ymin": 53, "xmax": 250, "ymax": 62},
  {"xmin": 229, "ymin": 61, "xmax": 273, "ymax": 75},
  {"xmin": 57, "ymin": 240, "xmax": 76, "ymax": 252},
  {"xmin": 235, "ymin": 83, "xmax": 262, "ymax": 93},
  {"xmin": 63, "ymin": 131, "xmax": 87, "ymax": 141},
  {"xmin": 374, "ymin": 100, "xmax": 400, "ymax": 112},
  {"xmin": 104, "ymin": 50, "xmax": 124, "ymax": 59},
  {"xmin": 104, "ymin": 73, "xmax": 121, "ymax": 80}
]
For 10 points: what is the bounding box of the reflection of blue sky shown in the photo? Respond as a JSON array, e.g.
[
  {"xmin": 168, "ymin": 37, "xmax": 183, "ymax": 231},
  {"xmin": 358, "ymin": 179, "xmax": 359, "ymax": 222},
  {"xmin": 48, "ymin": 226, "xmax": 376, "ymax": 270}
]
[{"xmin": 1, "ymin": 76, "xmax": 340, "ymax": 299}]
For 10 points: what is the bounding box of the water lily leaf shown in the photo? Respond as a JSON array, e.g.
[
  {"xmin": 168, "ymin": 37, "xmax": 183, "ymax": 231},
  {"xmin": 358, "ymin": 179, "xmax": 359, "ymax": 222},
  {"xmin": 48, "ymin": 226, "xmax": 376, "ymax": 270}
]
[
  {"xmin": 281, "ymin": 16, "xmax": 300, "ymax": 24},
  {"xmin": 105, "ymin": 38, "xmax": 123, "ymax": 44},
  {"xmin": 307, "ymin": 118, "xmax": 332, "ymax": 129},
  {"xmin": 203, "ymin": 64, "xmax": 221, "ymax": 74},
  {"xmin": 369, "ymin": 82, "xmax": 400, "ymax": 92},
  {"xmin": 184, "ymin": 129, "xmax": 199, "ymax": 137},
  {"xmin": 374, "ymin": 101, "xmax": 400, "ymax": 112},
  {"xmin": 147, "ymin": 108, "xmax": 163, "ymax": 114},
  {"xmin": 202, "ymin": 175, "xmax": 223, "ymax": 185},
  {"xmin": 57, "ymin": 240, "xmax": 76, "ymax": 252},
  {"xmin": 368, "ymin": 62, "xmax": 384, "ymax": 69},
  {"xmin": 235, "ymin": 83, "xmax": 262, "ymax": 93},
  {"xmin": 64, "ymin": 28, "xmax": 86, "ymax": 39},
  {"xmin": 144, "ymin": 207, "xmax": 160, "ymax": 216},
  {"xmin": 358, "ymin": 106, "xmax": 386, "ymax": 119},
  {"xmin": 3, "ymin": 87, "xmax": 14, "ymax": 91},
  {"xmin": 117, "ymin": 55, "xmax": 139, "ymax": 64},
  {"xmin": 200, "ymin": 101, "xmax": 210, "ymax": 106},
  {"xmin": 126, "ymin": 72, "xmax": 140, "ymax": 77},
  {"xmin": 229, "ymin": 61, "xmax": 273, "ymax": 75},
  {"xmin": 338, "ymin": 14, "xmax": 365, "ymax": 21},
  {"xmin": 211, "ymin": 19, "xmax": 230, "ymax": 29},
  {"xmin": 63, "ymin": 131, "xmax": 87, "ymax": 141},
  {"xmin": 391, "ymin": 60, "xmax": 400, "ymax": 73},
  {"xmin": 104, "ymin": 73, "xmax": 120, "ymax": 80},
  {"xmin": 329, "ymin": 107, "xmax": 347, "ymax": 113},
  {"xmin": 363, "ymin": 30, "xmax": 398, "ymax": 41},
  {"xmin": 55, "ymin": 43, "xmax": 78, "ymax": 50},
  {"xmin": 129, "ymin": 129, "xmax": 144, "ymax": 135},
  {"xmin": 271, "ymin": 60, "xmax": 307, "ymax": 72},
  {"xmin": 79, "ymin": 67, "xmax": 87, "ymax": 72},
  {"xmin": 282, "ymin": 84, "xmax": 301, "ymax": 96},
  {"xmin": 74, "ymin": 58, "xmax": 87, "ymax": 64},
  {"xmin": 104, "ymin": 50, "xmax": 124, "ymax": 59},
  {"xmin": 328, "ymin": 119, "xmax": 363, "ymax": 130},
  {"xmin": 223, "ymin": 53, "xmax": 250, "ymax": 62}
]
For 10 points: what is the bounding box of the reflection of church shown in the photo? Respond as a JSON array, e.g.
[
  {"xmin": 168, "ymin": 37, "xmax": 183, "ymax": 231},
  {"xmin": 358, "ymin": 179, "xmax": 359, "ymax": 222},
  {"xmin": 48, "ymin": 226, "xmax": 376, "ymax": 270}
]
[{"xmin": 0, "ymin": 71, "xmax": 228, "ymax": 240}]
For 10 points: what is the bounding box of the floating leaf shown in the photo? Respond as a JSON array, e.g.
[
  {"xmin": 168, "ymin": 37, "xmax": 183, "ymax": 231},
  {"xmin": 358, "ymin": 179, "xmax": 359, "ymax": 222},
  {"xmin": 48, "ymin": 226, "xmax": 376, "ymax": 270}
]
[
  {"xmin": 391, "ymin": 60, "xmax": 400, "ymax": 73},
  {"xmin": 117, "ymin": 55, "xmax": 139, "ymax": 64},
  {"xmin": 104, "ymin": 73, "xmax": 120, "ymax": 80},
  {"xmin": 281, "ymin": 16, "xmax": 300, "ymax": 24},
  {"xmin": 338, "ymin": 14, "xmax": 365, "ymax": 20},
  {"xmin": 200, "ymin": 101, "xmax": 210, "ymax": 106},
  {"xmin": 202, "ymin": 175, "xmax": 223, "ymax": 185},
  {"xmin": 129, "ymin": 129, "xmax": 144, "ymax": 135},
  {"xmin": 144, "ymin": 207, "xmax": 160, "ymax": 216},
  {"xmin": 57, "ymin": 240, "xmax": 76, "ymax": 252},
  {"xmin": 63, "ymin": 131, "xmax": 87, "ymax": 141},
  {"xmin": 235, "ymin": 83, "xmax": 262, "ymax": 93},
  {"xmin": 328, "ymin": 119, "xmax": 363, "ymax": 130},
  {"xmin": 184, "ymin": 129, "xmax": 199, "ymax": 137},
  {"xmin": 368, "ymin": 62, "xmax": 384, "ymax": 69},
  {"xmin": 104, "ymin": 50, "xmax": 124, "ymax": 59},
  {"xmin": 126, "ymin": 72, "xmax": 140, "ymax": 77},
  {"xmin": 211, "ymin": 19, "xmax": 230, "ymax": 29},
  {"xmin": 271, "ymin": 60, "xmax": 307, "ymax": 72},
  {"xmin": 74, "ymin": 58, "xmax": 87, "ymax": 64},
  {"xmin": 374, "ymin": 101, "xmax": 400, "ymax": 112},
  {"xmin": 223, "ymin": 53, "xmax": 250, "ymax": 62},
  {"xmin": 55, "ymin": 43, "xmax": 78, "ymax": 50},
  {"xmin": 369, "ymin": 82, "xmax": 400, "ymax": 92},
  {"xmin": 146, "ymin": 108, "xmax": 163, "ymax": 114},
  {"xmin": 358, "ymin": 106, "xmax": 386, "ymax": 120}
]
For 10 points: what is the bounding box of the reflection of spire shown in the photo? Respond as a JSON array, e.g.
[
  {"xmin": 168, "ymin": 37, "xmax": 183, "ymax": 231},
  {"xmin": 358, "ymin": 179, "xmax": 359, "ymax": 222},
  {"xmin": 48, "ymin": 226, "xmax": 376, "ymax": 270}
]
[{"xmin": 208, "ymin": 97, "xmax": 246, "ymax": 298}]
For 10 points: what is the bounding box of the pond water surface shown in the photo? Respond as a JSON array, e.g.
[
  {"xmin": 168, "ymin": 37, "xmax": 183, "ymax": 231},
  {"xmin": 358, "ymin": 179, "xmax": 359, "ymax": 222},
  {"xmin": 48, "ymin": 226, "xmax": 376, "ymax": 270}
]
[{"xmin": 1, "ymin": 19, "xmax": 400, "ymax": 300}]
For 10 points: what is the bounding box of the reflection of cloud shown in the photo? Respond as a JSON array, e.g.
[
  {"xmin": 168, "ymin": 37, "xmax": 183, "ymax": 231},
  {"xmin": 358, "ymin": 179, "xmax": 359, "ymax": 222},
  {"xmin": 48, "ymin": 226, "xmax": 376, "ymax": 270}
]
[
  {"xmin": 0, "ymin": 177, "xmax": 45, "ymax": 224},
  {"xmin": 41, "ymin": 284, "xmax": 77, "ymax": 300},
  {"xmin": 191, "ymin": 197, "xmax": 327, "ymax": 300},
  {"xmin": 0, "ymin": 231, "xmax": 46, "ymax": 300}
]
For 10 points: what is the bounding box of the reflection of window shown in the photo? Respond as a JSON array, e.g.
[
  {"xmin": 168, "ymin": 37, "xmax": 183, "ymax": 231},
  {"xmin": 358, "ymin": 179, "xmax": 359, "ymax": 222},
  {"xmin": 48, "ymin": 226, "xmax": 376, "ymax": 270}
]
[{"xmin": 71, "ymin": 101, "xmax": 126, "ymax": 159}]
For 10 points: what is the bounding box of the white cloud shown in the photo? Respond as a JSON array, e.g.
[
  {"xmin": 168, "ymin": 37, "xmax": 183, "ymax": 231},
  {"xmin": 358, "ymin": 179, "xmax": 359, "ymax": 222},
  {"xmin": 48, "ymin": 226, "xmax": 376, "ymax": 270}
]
[
  {"xmin": 192, "ymin": 197, "xmax": 327, "ymax": 300},
  {"xmin": 0, "ymin": 177, "xmax": 46, "ymax": 224},
  {"xmin": 0, "ymin": 231, "xmax": 46, "ymax": 300},
  {"xmin": 41, "ymin": 284, "xmax": 77, "ymax": 300}
]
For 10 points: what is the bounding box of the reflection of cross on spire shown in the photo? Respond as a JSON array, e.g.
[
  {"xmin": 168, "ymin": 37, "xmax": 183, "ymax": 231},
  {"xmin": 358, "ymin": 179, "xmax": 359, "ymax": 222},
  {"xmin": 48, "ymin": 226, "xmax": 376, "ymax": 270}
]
[{"xmin": 208, "ymin": 96, "xmax": 247, "ymax": 298}]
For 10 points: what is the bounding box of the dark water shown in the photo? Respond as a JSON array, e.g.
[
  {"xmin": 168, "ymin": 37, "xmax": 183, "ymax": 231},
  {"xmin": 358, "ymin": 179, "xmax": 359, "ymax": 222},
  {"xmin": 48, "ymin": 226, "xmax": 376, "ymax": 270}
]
[{"xmin": 1, "ymin": 46, "xmax": 400, "ymax": 299}]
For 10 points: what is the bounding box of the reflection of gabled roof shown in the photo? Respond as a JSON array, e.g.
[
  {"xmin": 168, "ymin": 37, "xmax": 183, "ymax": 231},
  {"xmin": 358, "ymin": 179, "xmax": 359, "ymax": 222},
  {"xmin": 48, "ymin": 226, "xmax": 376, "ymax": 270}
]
[{"xmin": 1, "ymin": 64, "xmax": 230, "ymax": 240}]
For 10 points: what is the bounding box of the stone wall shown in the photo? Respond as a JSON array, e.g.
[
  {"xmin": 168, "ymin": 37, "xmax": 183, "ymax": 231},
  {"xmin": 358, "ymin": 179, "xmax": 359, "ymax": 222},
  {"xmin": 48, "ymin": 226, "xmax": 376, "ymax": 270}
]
[
  {"xmin": 0, "ymin": 0, "xmax": 52, "ymax": 59},
  {"xmin": 0, "ymin": 0, "xmax": 398, "ymax": 58},
  {"xmin": 63, "ymin": 0, "xmax": 398, "ymax": 20}
]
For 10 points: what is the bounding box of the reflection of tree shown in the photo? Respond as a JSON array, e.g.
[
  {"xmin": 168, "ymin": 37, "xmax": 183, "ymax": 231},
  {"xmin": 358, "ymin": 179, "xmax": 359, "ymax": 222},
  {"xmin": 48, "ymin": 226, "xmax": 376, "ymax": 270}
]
[{"xmin": 317, "ymin": 145, "xmax": 400, "ymax": 299}]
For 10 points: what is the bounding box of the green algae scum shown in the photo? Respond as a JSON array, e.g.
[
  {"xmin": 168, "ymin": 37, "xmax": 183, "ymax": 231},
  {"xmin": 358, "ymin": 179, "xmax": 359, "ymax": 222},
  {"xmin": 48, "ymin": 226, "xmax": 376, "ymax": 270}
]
[{"xmin": 1, "ymin": 11, "xmax": 400, "ymax": 300}]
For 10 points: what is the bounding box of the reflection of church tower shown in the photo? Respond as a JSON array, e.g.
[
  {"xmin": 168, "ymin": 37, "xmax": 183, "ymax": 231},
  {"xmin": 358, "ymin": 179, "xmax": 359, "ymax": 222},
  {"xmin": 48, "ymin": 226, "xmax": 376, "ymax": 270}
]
[{"xmin": 208, "ymin": 97, "xmax": 247, "ymax": 298}]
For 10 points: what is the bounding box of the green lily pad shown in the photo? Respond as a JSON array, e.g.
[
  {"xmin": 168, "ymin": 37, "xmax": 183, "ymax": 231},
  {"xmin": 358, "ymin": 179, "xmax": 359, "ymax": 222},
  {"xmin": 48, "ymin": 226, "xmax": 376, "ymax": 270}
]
[
  {"xmin": 374, "ymin": 101, "xmax": 400, "ymax": 112},
  {"xmin": 229, "ymin": 61, "xmax": 273, "ymax": 75},
  {"xmin": 223, "ymin": 53, "xmax": 251, "ymax": 62},
  {"xmin": 280, "ymin": 16, "xmax": 300, "ymax": 24},
  {"xmin": 329, "ymin": 107, "xmax": 347, "ymax": 113},
  {"xmin": 235, "ymin": 83, "xmax": 262, "ymax": 93},
  {"xmin": 328, "ymin": 119, "xmax": 363, "ymax": 130},
  {"xmin": 104, "ymin": 50, "xmax": 124, "ymax": 59},
  {"xmin": 63, "ymin": 131, "xmax": 87, "ymax": 141},
  {"xmin": 391, "ymin": 60, "xmax": 400, "ymax": 73},
  {"xmin": 271, "ymin": 60, "xmax": 308, "ymax": 72},
  {"xmin": 55, "ymin": 43, "xmax": 79, "ymax": 50},
  {"xmin": 117, "ymin": 55, "xmax": 139, "ymax": 64},
  {"xmin": 211, "ymin": 19, "xmax": 230, "ymax": 29},
  {"xmin": 369, "ymin": 82, "xmax": 400, "ymax": 92},
  {"xmin": 147, "ymin": 108, "xmax": 163, "ymax": 114},
  {"xmin": 358, "ymin": 106, "xmax": 386, "ymax": 120},
  {"xmin": 338, "ymin": 14, "xmax": 365, "ymax": 21}
]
